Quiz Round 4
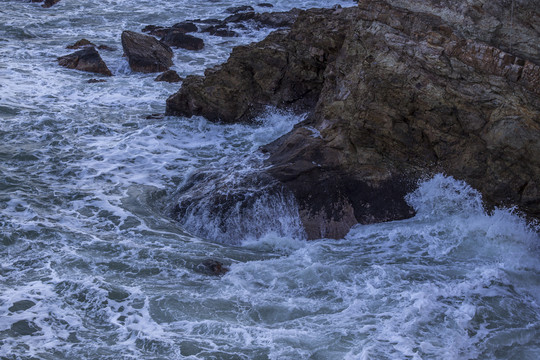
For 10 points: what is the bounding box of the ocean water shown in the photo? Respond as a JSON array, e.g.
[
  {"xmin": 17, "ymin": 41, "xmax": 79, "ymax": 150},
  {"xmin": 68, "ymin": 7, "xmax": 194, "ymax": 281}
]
[{"xmin": 1, "ymin": 1, "xmax": 539, "ymax": 359}]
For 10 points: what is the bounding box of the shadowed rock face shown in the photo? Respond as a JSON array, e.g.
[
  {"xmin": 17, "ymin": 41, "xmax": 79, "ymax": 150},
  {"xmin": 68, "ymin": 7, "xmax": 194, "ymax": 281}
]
[
  {"xmin": 167, "ymin": 1, "xmax": 540, "ymax": 239},
  {"xmin": 121, "ymin": 31, "xmax": 173, "ymax": 73},
  {"xmin": 58, "ymin": 47, "xmax": 112, "ymax": 76}
]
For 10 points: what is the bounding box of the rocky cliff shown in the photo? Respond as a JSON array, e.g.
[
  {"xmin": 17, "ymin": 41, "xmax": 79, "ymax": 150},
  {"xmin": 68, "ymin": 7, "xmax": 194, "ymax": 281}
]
[{"xmin": 167, "ymin": 0, "xmax": 540, "ymax": 239}]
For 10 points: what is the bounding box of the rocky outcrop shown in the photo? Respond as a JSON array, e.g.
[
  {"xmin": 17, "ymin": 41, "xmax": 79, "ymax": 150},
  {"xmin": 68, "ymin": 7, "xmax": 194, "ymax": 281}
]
[
  {"xmin": 167, "ymin": 0, "xmax": 540, "ymax": 239},
  {"xmin": 166, "ymin": 7, "xmax": 357, "ymax": 122},
  {"xmin": 121, "ymin": 31, "xmax": 173, "ymax": 73},
  {"xmin": 58, "ymin": 47, "xmax": 112, "ymax": 76}
]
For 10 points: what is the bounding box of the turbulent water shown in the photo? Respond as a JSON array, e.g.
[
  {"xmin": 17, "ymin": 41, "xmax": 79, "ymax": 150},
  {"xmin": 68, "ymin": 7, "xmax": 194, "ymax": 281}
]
[{"xmin": 1, "ymin": 1, "xmax": 539, "ymax": 359}]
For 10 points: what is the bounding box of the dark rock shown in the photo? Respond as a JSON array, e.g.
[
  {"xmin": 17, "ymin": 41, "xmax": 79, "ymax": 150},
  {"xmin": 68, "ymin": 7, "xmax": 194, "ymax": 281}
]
[
  {"xmin": 87, "ymin": 78, "xmax": 106, "ymax": 83},
  {"xmin": 145, "ymin": 113, "xmax": 164, "ymax": 120},
  {"xmin": 155, "ymin": 69, "xmax": 182, "ymax": 83},
  {"xmin": 201, "ymin": 25, "xmax": 237, "ymax": 37},
  {"xmin": 194, "ymin": 18, "xmax": 222, "ymax": 25},
  {"xmin": 160, "ymin": 31, "xmax": 204, "ymax": 50},
  {"xmin": 42, "ymin": 0, "xmax": 60, "ymax": 8},
  {"xmin": 58, "ymin": 47, "xmax": 112, "ymax": 76},
  {"xmin": 97, "ymin": 44, "xmax": 115, "ymax": 51},
  {"xmin": 66, "ymin": 38, "xmax": 95, "ymax": 49},
  {"xmin": 141, "ymin": 25, "xmax": 170, "ymax": 37},
  {"xmin": 200, "ymin": 259, "xmax": 229, "ymax": 276},
  {"xmin": 121, "ymin": 30, "xmax": 173, "ymax": 73},
  {"xmin": 107, "ymin": 289, "xmax": 130, "ymax": 301},
  {"xmin": 166, "ymin": 7, "xmax": 355, "ymax": 122},
  {"xmin": 11, "ymin": 320, "xmax": 41, "ymax": 336},
  {"xmin": 258, "ymin": 3, "xmax": 274, "ymax": 8},
  {"xmin": 226, "ymin": 5, "xmax": 254, "ymax": 14},
  {"xmin": 224, "ymin": 9, "xmax": 301, "ymax": 28},
  {"xmin": 8, "ymin": 300, "xmax": 36, "ymax": 312},
  {"xmin": 171, "ymin": 22, "xmax": 198, "ymax": 33},
  {"xmin": 224, "ymin": 11, "xmax": 256, "ymax": 23},
  {"xmin": 166, "ymin": 1, "xmax": 540, "ymax": 239}
]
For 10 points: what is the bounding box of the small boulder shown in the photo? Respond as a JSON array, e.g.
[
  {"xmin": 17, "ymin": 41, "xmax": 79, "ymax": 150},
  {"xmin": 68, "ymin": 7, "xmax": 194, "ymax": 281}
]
[
  {"xmin": 226, "ymin": 5, "xmax": 254, "ymax": 14},
  {"xmin": 121, "ymin": 30, "xmax": 173, "ymax": 73},
  {"xmin": 97, "ymin": 44, "xmax": 116, "ymax": 51},
  {"xmin": 141, "ymin": 25, "xmax": 170, "ymax": 37},
  {"xmin": 87, "ymin": 78, "xmax": 107, "ymax": 83},
  {"xmin": 58, "ymin": 47, "xmax": 112, "ymax": 76},
  {"xmin": 42, "ymin": 0, "xmax": 60, "ymax": 8},
  {"xmin": 201, "ymin": 25, "xmax": 237, "ymax": 37},
  {"xmin": 200, "ymin": 259, "xmax": 229, "ymax": 276},
  {"xmin": 66, "ymin": 38, "xmax": 95, "ymax": 49},
  {"xmin": 171, "ymin": 22, "xmax": 198, "ymax": 33},
  {"xmin": 160, "ymin": 31, "xmax": 204, "ymax": 50},
  {"xmin": 155, "ymin": 69, "xmax": 182, "ymax": 83},
  {"xmin": 258, "ymin": 3, "xmax": 273, "ymax": 7}
]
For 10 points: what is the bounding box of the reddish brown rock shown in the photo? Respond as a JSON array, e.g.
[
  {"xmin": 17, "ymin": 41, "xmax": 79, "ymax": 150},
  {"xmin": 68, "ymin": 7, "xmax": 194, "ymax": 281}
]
[
  {"xmin": 58, "ymin": 47, "xmax": 112, "ymax": 76},
  {"xmin": 167, "ymin": 1, "xmax": 540, "ymax": 239},
  {"xmin": 121, "ymin": 30, "xmax": 173, "ymax": 73}
]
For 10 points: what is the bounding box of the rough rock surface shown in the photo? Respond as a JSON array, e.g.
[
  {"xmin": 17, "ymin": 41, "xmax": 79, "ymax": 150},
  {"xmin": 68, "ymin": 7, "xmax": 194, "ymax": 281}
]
[
  {"xmin": 160, "ymin": 31, "xmax": 204, "ymax": 50},
  {"xmin": 58, "ymin": 47, "xmax": 112, "ymax": 76},
  {"xmin": 121, "ymin": 30, "xmax": 173, "ymax": 73},
  {"xmin": 155, "ymin": 69, "xmax": 182, "ymax": 83},
  {"xmin": 168, "ymin": 0, "xmax": 540, "ymax": 239},
  {"xmin": 166, "ymin": 7, "xmax": 356, "ymax": 122}
]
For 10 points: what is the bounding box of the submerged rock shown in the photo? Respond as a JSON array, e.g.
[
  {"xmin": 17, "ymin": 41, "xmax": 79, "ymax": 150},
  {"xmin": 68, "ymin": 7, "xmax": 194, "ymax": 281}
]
[
  {"xmin": 8, "ymin": 300, "xmax": 36, "ymax": 312},
  {"xmin": 155, "ymin": 69, "xmax": 182, "ymax": 83},
  {"xmin": 167, "ymin": 1, "xmax": 540, "ymax": 239},
  {"xmin": 58, "ymin": 47, "xmax": 112, "ymax": 76},
  {"xmin": 121, "ymin": 30, "xmax": 173, "ymax": 73},
  {"xmin": 199, "ymin": 259, "xmax": 229, "ymax": 276},
  {"xmin": 11, "ymin": 320, "xmax": 41, "ymax": 336}
]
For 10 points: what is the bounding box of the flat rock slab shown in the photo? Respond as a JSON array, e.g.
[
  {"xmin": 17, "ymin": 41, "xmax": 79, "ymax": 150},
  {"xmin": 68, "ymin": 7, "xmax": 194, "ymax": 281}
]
[
  {"xmin": 58, "ymin": 46, "xmax": 112, "ymax": 76},
  {"xmin": 121, "ymin": 30, "xmax": 173, "ymax": 73}
]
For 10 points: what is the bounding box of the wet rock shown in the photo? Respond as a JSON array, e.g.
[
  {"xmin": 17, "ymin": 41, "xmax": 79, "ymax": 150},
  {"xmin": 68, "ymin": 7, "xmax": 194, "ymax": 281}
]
[
  {"xmin": 41, "ymin": 0, "xmax": 60, "ymax": 8},
  {"xmin": 166, "ymin": 7, "xmax": 355, "ymax": 122},
  {"xmin": 11, "ymin": 320, "xmax": 41, "ymax": 336},
  {"xmin": 171, "ymin": 22, "xmax": 198, "ymax": 33},
  {"xmin": 224, "ymin": 9, "xmax": 301, "ymax": 28},
  {"xmin": 200, "ymin": 25, "xmax": 237, "ymax": 37},
  {"xmin": 258, "ymin": 3, "xmax": 273, "ymax": 8},
  {"xmin": 8, "ymin": 300, "xmax": 36, "ymax": 312},
  {"xmin": 58, "ymin": 46, "xmax": 112, "ymax": 76},
  {"xmin": 87, "ymin": 78, "xmax": 106, "ymax": 83},
  {"xmin": 160, "ymin": 31, "xmax": 204, "ymax": 50},
  {"xmin": 97, "ymin": 44, "xmax": 115, "ymax": 51},
  {"xmin": 66, "ymin": 38, "xmax": 95, "ymax": 49},
  {"xmin": 141, "ymin": 25, "xmax": 170, "ymax": 37},
  {"xmin": 226, "ymin": 5, "xmax": 254, "ymax": 14},
  {"xmin": 199, "ymin": 259, "xmax": 229, "ymax": 276},
  {"xmin": 167, "ymin": 1, "xmax": 540, "ymax": 239},
  {"xmin": 155, "ymin": 69, "xmax": 182, "ymax": 83},
  {"xmin": 145, "ymin": 113, "xmax": 164, "ymax": 120},
  {"xmin": 107, "ymin": 289, "xmax": 130, "ymax": 301},
  {"xmin": 121, "ymin": 30, "xmax": 173, "ymax": 73}
]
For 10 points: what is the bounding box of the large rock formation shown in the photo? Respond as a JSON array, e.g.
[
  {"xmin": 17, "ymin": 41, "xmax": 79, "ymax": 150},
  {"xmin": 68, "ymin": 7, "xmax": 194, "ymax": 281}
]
[
  {"xmin": 121, "ymin": 31, "xmax": 173, "ymax": 73},
  {"xmin": 167, "ymin": 0, "xmax": 540, "ymax": 239}
]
